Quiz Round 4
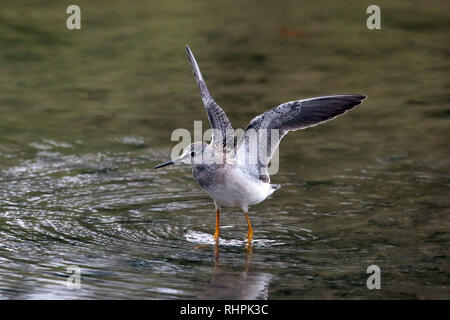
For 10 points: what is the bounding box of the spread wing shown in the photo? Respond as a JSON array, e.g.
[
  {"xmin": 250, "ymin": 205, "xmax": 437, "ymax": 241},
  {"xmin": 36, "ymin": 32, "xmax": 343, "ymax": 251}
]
[
  {"xmin": 235, "ymin": 94, "xmax": 366, "ymax": 181},
  {"xmin": 186, "ymin": 45, "xmax": 236, "ymax": 150}
]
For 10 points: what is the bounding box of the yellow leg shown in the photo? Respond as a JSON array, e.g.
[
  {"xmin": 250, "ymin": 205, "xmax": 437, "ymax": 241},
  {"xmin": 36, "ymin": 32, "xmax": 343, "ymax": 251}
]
[
  {"xmin": 245, "ymin": 212, "xmax": 253, "ymax": 243},
  {"xmin": 213, "ymin": 208, "xmax": 220, "ymax": 240}
]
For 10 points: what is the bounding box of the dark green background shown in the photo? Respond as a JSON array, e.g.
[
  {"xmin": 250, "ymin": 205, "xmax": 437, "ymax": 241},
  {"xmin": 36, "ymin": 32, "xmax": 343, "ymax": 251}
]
[{"xmin": 0, "ymin": 1, "xmax": 448, "ymax": 299}]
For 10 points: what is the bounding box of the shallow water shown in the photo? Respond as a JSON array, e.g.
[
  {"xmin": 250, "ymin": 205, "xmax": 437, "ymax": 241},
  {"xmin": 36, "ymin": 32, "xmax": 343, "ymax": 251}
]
[{"xmin": 0, "ymin": 1, "xmax": 449, "ymax": 299}]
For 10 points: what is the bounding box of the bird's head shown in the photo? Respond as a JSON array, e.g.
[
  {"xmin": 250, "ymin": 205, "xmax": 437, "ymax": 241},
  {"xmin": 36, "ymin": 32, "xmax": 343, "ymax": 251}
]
[{"xmin": 154, "ymin": 141, "xmax": 210, "ymax": 169}]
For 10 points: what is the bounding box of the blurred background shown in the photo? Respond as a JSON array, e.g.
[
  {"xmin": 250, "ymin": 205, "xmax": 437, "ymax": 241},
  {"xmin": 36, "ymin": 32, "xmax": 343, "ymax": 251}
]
[{"xmin": 0, "ymin": 0, "xmax": 448, "ymax": 299}]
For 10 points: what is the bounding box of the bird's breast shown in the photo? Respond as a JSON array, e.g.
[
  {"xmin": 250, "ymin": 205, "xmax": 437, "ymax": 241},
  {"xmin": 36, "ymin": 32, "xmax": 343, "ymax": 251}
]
[{"xmin": 192, "ymin": 164, "xmax": 275, "ymax": 208}]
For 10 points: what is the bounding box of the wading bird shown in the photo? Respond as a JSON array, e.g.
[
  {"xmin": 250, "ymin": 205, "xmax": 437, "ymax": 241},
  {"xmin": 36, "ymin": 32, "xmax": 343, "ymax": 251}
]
[{"xmin": 155, "ymin": 45, "xmax": 366, "ymax": 245}]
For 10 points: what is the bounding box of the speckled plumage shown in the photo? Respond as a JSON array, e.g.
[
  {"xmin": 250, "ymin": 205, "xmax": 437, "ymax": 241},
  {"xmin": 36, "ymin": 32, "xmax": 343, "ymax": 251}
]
[{"xmin": 155, "ymin": 45, "xmax": 366, "ymax": 242}]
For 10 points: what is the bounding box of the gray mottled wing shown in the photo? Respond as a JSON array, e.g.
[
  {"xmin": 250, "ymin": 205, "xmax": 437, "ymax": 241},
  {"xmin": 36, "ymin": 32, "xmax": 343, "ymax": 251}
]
[
  {"xmin": 186, "ymin": 45, "xmax": 235, "ymax": 150},
  {"xmin": 235, "ymin": 94, "xmax": 366, "ymax": 181}
]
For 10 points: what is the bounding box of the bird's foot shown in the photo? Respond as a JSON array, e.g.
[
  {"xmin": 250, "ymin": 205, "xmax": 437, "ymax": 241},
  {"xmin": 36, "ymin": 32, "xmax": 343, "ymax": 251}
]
[
  {"xmin": 245, "ymin": 231, "xmax": 253, "ymax": 251},
  {"xmin": 247, "ymin": 228, "xmax": 253, "ymax": 242}
]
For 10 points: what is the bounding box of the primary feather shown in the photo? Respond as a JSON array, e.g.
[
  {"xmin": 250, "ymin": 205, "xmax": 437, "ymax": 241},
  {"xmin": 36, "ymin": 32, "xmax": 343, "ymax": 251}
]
[
  {"xmin": 234, "ymin": 95, "xmax": 366, "ymax": 181},
  {"xmin": 186, "ymin": 45, "xmax": 236, "ymax": 151}
]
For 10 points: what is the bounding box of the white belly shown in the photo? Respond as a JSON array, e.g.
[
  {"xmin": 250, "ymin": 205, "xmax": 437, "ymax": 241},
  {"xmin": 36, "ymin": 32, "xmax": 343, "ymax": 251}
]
[{"xmin": 201, "ymin": 167, "xmax": 276, "ymax": 210}]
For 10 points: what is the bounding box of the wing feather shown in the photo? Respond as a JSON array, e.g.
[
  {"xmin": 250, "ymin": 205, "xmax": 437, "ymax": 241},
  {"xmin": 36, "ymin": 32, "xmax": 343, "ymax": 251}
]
[
  {"xmin": 186, "ymin": 45, "xmax": 235, "ymax": 150},
  {"xmin": 235, "ymin": 94, "xmax": 366, "ymax": 181}
]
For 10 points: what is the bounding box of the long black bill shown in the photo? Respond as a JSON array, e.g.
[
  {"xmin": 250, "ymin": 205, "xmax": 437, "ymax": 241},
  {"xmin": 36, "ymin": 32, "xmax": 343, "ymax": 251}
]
[{"xmin": 154, "ymin": 160, "xmax": 175, "ymax": 169}]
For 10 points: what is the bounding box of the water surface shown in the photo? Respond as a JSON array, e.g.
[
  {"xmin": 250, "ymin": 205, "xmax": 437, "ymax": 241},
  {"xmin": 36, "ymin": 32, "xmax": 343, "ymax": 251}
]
[{"xmin": 0, "ymin": 1, "xmax": 449, "ymax": 299}]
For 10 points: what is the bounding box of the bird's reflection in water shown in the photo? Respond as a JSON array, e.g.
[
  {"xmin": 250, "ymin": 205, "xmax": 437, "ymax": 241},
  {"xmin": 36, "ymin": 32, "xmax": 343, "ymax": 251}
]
[{"xmin": 197, "ymin": 242, "xmax": 273, "ymax": 299}]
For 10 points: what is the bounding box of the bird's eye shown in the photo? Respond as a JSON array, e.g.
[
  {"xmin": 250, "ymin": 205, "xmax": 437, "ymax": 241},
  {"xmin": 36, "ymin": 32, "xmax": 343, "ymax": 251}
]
[{"xmin": 190, "ymin": 152, "xmax": 195, "ymax": 157}]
